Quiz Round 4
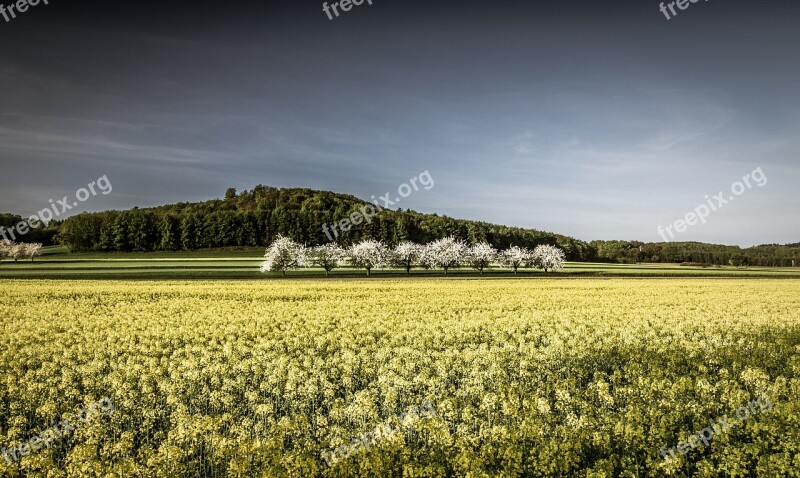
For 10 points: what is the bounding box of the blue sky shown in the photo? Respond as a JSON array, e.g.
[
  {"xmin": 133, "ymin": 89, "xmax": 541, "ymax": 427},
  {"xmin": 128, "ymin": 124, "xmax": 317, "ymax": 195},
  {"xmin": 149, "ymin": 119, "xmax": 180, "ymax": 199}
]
[{"xmin": 0, "ymin": 0, "xmax": 798, "ymax": 246}]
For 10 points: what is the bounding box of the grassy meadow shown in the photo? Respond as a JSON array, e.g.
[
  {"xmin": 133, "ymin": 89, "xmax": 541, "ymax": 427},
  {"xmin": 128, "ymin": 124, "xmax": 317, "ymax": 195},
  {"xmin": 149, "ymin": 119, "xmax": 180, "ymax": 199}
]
[
  {"xmin": 1, "ymin": 278, "xmax": 799, "ymax": 476},
  {"xmin": 1, "ymin": 246, "xmax": 799, "ymax": 280}
]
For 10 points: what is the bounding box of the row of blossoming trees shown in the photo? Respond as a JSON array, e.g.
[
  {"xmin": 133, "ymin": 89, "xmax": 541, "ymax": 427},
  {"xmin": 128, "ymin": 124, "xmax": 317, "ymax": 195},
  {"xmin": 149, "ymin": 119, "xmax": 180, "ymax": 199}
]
[
  {"xmin": 261, "ymin": 235, "xmax": 565, "ymax": 276},
  {"xmin": 0, "ymin": 240, "xmax": 43, "ymax": 263}
]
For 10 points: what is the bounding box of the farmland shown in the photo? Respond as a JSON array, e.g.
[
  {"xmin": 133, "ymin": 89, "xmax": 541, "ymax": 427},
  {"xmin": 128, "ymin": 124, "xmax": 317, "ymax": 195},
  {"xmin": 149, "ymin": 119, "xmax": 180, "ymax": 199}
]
[
  {"xmin": 1, "ymin": 278, "xmax": 798, "ymax": 476},
  {"xmin": 1, "ymin": 247, "xmax": 800, "ymax": 280}
]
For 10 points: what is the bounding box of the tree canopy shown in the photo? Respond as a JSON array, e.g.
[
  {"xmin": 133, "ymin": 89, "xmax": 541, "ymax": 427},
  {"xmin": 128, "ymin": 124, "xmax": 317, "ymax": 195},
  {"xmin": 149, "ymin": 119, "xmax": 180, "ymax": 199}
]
[{"xmin": 51, "ymin": 186, "xmax": 595, "ymax": 260}]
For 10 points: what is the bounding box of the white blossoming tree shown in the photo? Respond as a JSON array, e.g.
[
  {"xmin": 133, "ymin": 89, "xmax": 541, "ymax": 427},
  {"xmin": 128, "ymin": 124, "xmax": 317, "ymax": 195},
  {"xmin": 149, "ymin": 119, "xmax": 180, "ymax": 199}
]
[
  {"xmin": 9, "ymin": 244, "xmax": 25, "ymax": 263},
  {"xmin": 421, "ymin": 236, "xmax": 467, "ymax": 274},
  {"xmin": 308, "ymin": 243, "xmax": 346, "ymax": 276},
  {"xmin": 392, "ymin": 241, "xmax": 422, "ymax": 275},
  {"xmin": 467, "ymin": 242, "xmax": 497, "ymax": 274},
  {"xmin": 24, "ymin": 243, "xmax": 43, "ymax": 262},
  {"xmin": 0, "ymin": 240, "xmax": 14, "ymax": 263},
  {"xmin": 501, "ymin": 245, "xmax": 532, "ymax": 274},
  {"xmin": 531, "ymin": 244, "xmax": 566, "ymax": 273},
  {"xmin": 260, "ymin": 235, "xmax": 306, "ymax": 276},
  {"xmin": 349, "ymin": 240, "xmax": 390, "ymax": 276}
]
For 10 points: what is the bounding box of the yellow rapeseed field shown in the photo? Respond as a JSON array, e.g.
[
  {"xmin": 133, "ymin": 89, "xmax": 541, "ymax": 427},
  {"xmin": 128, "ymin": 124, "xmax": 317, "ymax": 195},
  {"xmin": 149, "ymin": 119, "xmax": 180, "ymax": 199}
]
[{"xmin": 1, "ymin": 279, "xmax": 799, "ymax": 477}]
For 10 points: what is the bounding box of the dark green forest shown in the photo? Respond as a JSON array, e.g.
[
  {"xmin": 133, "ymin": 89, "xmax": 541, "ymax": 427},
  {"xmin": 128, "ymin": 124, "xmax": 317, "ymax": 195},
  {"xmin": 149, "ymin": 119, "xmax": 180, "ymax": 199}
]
[
  {"xmin": 2, "ymin": 186, "xmax": 798, "ymax": 266},
  {"xmin": 0, "ymin": 213, "xmax": 59, "ymax": 244},
  {"xmin": 591, "ymin": 240, "xmax": 800, "ymax": 267},
  {"xmin": 45, "ymin": 186, "xmax": 595, "ymax": 259}
]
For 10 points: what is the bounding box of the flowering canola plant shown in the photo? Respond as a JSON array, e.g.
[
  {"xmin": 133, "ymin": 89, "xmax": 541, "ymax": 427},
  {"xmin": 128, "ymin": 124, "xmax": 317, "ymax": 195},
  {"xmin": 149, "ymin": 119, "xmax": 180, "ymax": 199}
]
[{"xmin": 0, "ymin": 279, "xmax": 798, "ymax": 476}]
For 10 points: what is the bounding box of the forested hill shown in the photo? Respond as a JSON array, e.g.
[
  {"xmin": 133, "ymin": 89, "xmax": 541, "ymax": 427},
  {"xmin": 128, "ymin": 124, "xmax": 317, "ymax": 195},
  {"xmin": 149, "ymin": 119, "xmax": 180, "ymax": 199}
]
[
  {"xmin": 5, "ymin": 186, "xmax": 797, "ymax": 265},
  {"xmin": 51, "ymin": 185, "xmax": 596, "ymax": 260}
]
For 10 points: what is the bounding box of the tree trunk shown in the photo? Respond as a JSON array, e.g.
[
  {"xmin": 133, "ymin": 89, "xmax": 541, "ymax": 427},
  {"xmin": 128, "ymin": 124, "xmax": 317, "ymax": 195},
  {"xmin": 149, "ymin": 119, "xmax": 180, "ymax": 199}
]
[{"xmin": 366, "ymin": 267, "xmax": 371, "ymax": 276}]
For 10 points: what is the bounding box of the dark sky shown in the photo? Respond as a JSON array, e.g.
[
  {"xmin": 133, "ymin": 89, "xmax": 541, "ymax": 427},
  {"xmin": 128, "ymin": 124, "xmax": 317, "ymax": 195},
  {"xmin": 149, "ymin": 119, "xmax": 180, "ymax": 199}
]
[{"xmin": 1, "ymin": 0, "xmax": 798, "ymax": 246}]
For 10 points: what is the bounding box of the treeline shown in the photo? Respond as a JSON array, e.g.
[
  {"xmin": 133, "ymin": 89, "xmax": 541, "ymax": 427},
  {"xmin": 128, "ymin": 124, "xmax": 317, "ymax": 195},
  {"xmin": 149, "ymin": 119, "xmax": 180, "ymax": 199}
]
[
  {"xmin": 54, "ymin": 186, "xmax": 595, "ymax": 260},
  {"xmin": 591, "ymin": 240, "xmax": 800, "ymax": 267},
  {"xmin": 11, "ymin": 186, "xmax": 798, "ymax": 266},
  {"xmin": 0, "ymin": 213, "xmax": 59, "ymax": 245}
]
